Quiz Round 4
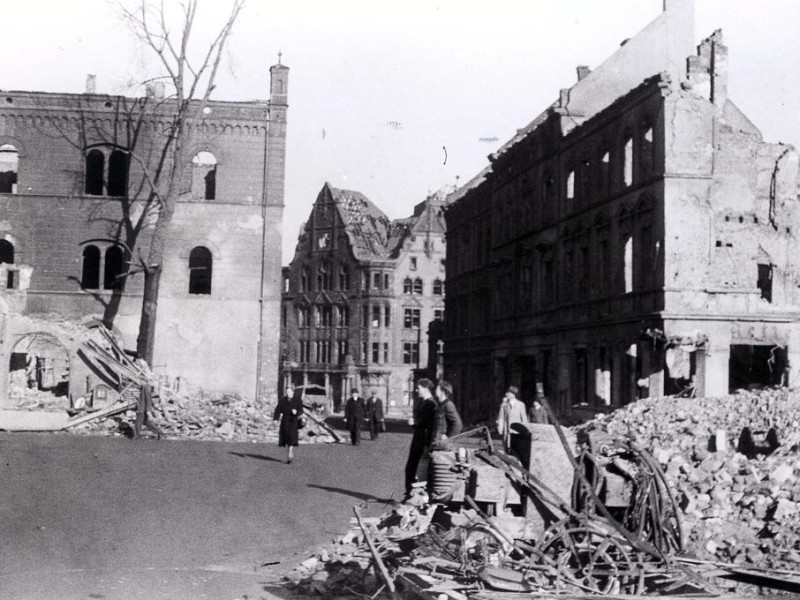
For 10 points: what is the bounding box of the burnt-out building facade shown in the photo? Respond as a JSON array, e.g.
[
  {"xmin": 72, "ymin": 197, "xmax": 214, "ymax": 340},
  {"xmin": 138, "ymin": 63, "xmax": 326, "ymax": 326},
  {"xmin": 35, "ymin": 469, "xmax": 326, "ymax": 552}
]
[
  {"xmin": 280, "ymin": 183, "xmax": 449, "ymax": 414},
  {"xmin": 444, "ymin": 1, "xmax": 800, "ymax": 422},
  {"xmin": 0, "ymin": 62, "xmax": 289, "ymax": 406}
]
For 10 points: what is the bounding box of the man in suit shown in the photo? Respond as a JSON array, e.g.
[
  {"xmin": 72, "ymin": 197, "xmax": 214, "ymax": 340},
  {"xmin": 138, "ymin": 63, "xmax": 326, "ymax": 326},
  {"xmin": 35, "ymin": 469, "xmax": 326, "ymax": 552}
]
[
  {"xmin": 344, "ymin": 388, "xmax": 366, "ymax": 446},
  {"xmin": 365, "ymin": 390, "xmax": 385, "ymax": 440}
]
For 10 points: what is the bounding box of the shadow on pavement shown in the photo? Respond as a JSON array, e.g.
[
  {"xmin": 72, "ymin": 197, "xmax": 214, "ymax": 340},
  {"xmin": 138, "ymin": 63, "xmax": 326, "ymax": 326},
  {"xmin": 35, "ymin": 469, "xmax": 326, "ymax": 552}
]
[
  {"xmin": 325, "ymin": 416, "xmax": 413, "ymax": 434},
  {"xmin": 307, "ymin": 483, "xmax": 396, "ymax": 504},
  {"xmin": 228, "ymin": 451, "xmax": 285, "ymax": 463}
]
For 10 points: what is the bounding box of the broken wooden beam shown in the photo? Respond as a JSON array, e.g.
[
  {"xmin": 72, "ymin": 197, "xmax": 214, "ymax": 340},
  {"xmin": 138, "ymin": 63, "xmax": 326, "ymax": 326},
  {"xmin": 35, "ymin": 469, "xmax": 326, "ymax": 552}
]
[
  {"xmin": 353, "ymin": 505, "xmax": 396, "ymax": 594},
  {"xmin": 62, "ymin": 400, "xmax": 137, "ymax": 429}
]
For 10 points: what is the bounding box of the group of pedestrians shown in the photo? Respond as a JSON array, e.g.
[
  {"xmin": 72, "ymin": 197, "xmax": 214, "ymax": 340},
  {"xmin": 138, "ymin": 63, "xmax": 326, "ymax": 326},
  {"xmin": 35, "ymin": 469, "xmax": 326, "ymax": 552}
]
[
  {"xmin": 344, "ymin": 388, "xmax": 386, "ymax": 445},
  {"xmin": 496, "ymin": 385, "xmax": 550, "ymax": 457}
]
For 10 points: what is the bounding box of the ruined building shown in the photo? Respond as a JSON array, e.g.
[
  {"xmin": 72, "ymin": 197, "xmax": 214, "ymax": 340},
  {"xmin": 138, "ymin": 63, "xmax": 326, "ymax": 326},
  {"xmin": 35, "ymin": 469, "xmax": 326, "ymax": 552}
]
[
  {"xmin": 0, "ymin": 62, "xmax": 289, "ymax": 406},
  {"xmin": 444, "ymin": 1, "xmax": 800, "ymax": 422},
  {"xmin": 281, "ymin": 183, "xmax": 448, "ymax": 414}
]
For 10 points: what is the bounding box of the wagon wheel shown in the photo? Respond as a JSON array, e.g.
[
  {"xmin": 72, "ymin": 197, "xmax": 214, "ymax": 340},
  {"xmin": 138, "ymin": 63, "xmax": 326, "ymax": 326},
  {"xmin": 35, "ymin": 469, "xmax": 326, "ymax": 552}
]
[{"xmin": 535, "ymin": 522, "xmax": 640, "ymax": 594}]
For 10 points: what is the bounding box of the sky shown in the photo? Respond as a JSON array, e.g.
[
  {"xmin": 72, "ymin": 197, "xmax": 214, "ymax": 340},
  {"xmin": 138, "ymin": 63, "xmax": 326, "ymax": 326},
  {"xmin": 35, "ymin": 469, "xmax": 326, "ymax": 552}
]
[{"xmin": 2, "ymin": 1, "xmax": 799, "ymax": 263}]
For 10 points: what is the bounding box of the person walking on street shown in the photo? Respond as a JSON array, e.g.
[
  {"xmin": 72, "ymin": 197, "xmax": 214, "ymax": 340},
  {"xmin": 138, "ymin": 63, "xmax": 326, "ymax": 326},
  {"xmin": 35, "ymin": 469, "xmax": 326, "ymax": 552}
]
[
  {"xmin": 344, "ymin": 388, "xmax": 366, "ymax": 446},
  {"xmin": 433, "ymin": 380, "xmax": 462, "ymax": 442},
  {"xmin": 365, "ymin": 390, "xmax": 385, "ymax": 440},
  {"xmin": 528, "ymin": 397, "xmax": 550, "ymax": 424},
  {"xmin": 496, "ymin": 385, "xmax": 529, "ymax": 457},
  {"xmin": 273, "ymin": 386, "xmax": 304, "ymax": 464},
  {"xmin": 404, "ymin": 378, "xmax": 437, "ymax": 497}
]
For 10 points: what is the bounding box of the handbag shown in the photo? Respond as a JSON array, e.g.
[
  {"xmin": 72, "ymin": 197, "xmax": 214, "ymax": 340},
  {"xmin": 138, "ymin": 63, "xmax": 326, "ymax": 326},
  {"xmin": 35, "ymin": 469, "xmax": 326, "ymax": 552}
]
[
  {"xmin": 298, "ymin": 415, "xmax": 307, "ymax": 429},
  {"xmin": 380, "ymin": 420, "xmax": 386, "ymax": 432}
]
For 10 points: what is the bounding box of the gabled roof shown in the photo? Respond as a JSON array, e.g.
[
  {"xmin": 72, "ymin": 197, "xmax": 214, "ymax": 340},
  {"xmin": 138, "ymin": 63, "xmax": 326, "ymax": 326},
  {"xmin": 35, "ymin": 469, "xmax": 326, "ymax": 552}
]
[{"xmin": 326, "ymin": 183, "xmax": 393, "ymax": 261}]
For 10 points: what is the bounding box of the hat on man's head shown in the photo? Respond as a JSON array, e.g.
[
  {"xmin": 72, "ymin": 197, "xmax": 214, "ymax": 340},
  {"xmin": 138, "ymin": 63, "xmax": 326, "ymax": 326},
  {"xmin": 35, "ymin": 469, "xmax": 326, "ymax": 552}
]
[{"xmin": 507, "ymin": 385, "xmax": 519, "ymax": 396}]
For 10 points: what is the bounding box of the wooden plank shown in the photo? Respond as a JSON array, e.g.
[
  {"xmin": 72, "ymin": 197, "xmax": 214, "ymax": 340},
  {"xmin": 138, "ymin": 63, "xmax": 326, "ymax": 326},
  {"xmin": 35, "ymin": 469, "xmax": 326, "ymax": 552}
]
[
  {"xmin": 61, "ymin": 401, "xmax": 137, "ymax": 429},
  {"xmin": 353, "ymin": 506, "xmax": 396, "ymax": 594}
]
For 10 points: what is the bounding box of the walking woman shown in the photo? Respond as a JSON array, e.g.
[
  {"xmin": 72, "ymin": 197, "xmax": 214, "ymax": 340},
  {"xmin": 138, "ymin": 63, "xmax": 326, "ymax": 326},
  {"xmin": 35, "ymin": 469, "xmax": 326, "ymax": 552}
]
[{"xmin": 273, "ymin": 386, "xmax": 305, "ymax": 463}]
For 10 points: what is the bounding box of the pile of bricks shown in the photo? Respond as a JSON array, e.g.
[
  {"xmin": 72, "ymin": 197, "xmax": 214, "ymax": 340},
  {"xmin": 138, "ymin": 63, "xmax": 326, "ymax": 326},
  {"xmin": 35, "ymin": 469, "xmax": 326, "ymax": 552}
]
[{"xmin": 580, "ymin": 388, "xmax": 800, "ymax": 570}]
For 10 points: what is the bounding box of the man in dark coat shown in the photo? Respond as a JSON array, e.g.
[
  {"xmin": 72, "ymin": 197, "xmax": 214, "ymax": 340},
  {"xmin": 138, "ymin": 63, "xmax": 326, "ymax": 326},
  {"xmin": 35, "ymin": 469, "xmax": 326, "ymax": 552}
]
[
  {"xmin": 365, "ymin": 390, "xmax": 385, "ymax": 440},
  {"xmin": 404, "ymin": 378, "xmax": 437, "ymax": 496},
  {"xmin": 433, "ymin": 380, "xmax": 463, "ymax": 442},
  {"xmin": 344, "ymin": 388, "xmax": 366, "ymax": 446}
]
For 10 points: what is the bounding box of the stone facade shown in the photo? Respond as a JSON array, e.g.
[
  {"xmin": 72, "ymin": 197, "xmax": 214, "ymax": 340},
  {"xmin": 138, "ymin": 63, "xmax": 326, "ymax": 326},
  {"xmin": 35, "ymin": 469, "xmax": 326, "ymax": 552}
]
[
  {"xmin": 280, "ymin": 183, "xmax": 448, "ymax": 415},
  {"xmin": 444, "ymin": 2, "xmax": 800, "ymax": 423},
  {"xmin": 0, "ymin": 63, "xmax": 289, "ymax": 406}
]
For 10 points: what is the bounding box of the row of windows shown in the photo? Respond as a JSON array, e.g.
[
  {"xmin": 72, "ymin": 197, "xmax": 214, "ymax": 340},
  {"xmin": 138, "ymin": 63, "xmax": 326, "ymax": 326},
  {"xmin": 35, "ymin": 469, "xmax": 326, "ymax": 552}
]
[
  {"xmin": 0, "ymin": 142, "xmax": 219, "ymax": 200},
  {"xmin": 402, "ymin": 277, "xmax": 444, "ymax": 295},
  {"xmin": 294, "ymin": 304, "xmax": 444, "ymax": 329},
  {"xmin": 79, "ymin": 244, "xmax": 213, "ymax": 295},
  {"xmin": 299, "ymin": 340, "xmax": 419, "ymax": 366}
]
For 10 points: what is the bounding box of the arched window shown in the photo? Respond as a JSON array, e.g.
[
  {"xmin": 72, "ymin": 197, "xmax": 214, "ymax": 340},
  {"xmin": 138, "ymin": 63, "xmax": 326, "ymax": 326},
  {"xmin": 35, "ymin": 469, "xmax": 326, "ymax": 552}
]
[
  {"xmin": 433, "ymin": 279, "xmax": 443, "ymax": 295},
  {"xmin": 192, "ymin": 151, "xmax": 217, "ymax": 200},
  {"xmin": 623, "ymin": 235, "xmax": 633, "ymax": 294},
  {"xmin": 81, "ymin": 245, "xmax": 101, "ymax": 289},
  {"xmin": 85, "ymin": 149, "xmax": 104, "ymax": 195},
  {"xmin": 0, "ymin": 144, "xmax": 19, "ymax": 193},
  {"xmin": 413, "ymin": 278, "xmax": 423, "ymax": 295},
  {"xmin": 107, "ymin": 150, "xmax": 129, "ymax": 197},
  {"xmin": 403, "ymin": 277, "xmax": 413, "ymax": 295},
  {"xmin": 566, "ymin": 168, "xmax": 575, "ymax": 200},
  {"xmin": 103, "ymin": 246, "xmax": 125, "ymax": 291},
  {"xmin": 189, "ymin": 246, "xmax": 213, "ymax": 295}
]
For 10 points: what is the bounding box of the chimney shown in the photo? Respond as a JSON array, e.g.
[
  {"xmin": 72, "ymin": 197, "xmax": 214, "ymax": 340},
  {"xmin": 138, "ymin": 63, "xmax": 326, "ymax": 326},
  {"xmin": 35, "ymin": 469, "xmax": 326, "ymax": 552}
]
[
  {"xmin": 576, "ymin": 65, "xmax": 591, "ymax": 82},
  {"xmin": 152, "ymin": 81, "xmax": 165, "ymax": 100},
  {"xmin": 85, "ymin": 74, "xmax": 96, "ymax": 94}
]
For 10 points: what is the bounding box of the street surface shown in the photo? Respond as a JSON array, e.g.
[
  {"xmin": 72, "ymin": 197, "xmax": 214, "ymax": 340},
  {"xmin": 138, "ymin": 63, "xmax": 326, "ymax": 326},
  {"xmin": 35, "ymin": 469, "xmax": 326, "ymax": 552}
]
[{"xmin": 0, "ymin": 425, "xmax": 410, "ymax": 599}]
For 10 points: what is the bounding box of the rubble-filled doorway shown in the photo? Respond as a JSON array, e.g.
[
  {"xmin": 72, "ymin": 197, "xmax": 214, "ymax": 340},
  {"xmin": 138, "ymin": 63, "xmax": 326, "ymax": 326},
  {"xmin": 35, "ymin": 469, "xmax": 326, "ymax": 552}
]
[
  {"xmin": 728, "ymin": 344, "xmax": 787, "ymax": 392},
  {"xmin": 8, "ymin": 332, "xmax": 70, "ymax": 405}
]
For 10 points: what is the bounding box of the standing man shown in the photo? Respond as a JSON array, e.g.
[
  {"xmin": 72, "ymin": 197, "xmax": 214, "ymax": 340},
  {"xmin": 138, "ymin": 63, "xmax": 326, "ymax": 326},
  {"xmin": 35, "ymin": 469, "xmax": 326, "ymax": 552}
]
[
  {"xmin": 344, "ymin": 388, "xmax": 366, "ymax": 446},
  {"xmin": 404, "ymin": 378, "xmax": 437, "ymax": 497},
  {"xmin": 365, "ymin": 390, "xmax": 385, "ymax": 440},
  {"xmin": 434, "ymin": 381, "xmax": 462, "ymax": 442},
  {"xmin": 496, "ymin": 385, "xmax": 529, "ymax": 457}
]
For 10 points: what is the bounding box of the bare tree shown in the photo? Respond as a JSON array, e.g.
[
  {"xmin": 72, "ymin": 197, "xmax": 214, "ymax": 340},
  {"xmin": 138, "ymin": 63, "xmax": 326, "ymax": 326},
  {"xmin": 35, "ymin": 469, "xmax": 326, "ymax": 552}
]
[{"xmin": 114, "ymin": 0, "xmax": 245, "ymax": 435}]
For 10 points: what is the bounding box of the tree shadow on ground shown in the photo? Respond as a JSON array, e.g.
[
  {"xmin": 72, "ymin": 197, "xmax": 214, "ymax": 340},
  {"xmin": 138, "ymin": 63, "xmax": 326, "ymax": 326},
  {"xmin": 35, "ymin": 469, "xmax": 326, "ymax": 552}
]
[
  {"xmin": 306, "ymin": 483, "xmax": 395, "ymax": 504},
  {"xmin": 228, "ymin": 451, "xmax": 284, "ymax": 463}
]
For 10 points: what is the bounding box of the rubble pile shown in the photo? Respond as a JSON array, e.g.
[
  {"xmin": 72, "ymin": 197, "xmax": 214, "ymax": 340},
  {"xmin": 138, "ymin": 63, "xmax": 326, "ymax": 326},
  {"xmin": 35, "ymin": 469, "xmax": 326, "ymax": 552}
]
[
  {"xmin": 71, "ymin": 390, "xmax": 339, "ymax": 444},
  {"xmin": 580, "ymin": 388, "xmax": 800, "ymax": 571}
]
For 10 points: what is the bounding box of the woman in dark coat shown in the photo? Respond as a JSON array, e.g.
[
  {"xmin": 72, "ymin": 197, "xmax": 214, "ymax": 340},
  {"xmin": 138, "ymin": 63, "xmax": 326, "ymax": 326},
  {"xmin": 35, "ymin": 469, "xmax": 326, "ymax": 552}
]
[{"xmin": 273, "ymin": 387, "xmax": 304, "ymax": 463}]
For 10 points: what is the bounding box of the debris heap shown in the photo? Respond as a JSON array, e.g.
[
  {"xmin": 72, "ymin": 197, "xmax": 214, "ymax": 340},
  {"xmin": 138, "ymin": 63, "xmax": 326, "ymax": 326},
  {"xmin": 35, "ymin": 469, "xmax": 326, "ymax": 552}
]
[{"xmin": 579, "ymin": 388, "xmax": 800, "ymax": 572}]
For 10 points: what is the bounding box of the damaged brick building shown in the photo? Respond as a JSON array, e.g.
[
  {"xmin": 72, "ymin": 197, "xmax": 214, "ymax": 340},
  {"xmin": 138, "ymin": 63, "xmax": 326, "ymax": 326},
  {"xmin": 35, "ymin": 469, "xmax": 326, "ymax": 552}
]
[
  {"xmin": 0, "ymin": 62, "xmax": 289, "ymax": 406},
  {"xmin": 281, "ymin": 183, "xmax": 449, "ymax": 414},
  {"xmin": 444, "ymin": 0, "xmax": 800, "ymax": 421}
]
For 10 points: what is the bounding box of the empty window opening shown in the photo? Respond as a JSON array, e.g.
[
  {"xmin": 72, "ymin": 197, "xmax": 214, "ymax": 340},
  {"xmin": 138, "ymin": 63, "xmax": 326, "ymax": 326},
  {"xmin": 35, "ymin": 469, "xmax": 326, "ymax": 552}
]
[
  {"xmin": 0, "ymin": 144, "xmax": 19, "ymax": 193},
  {"xmin": 757, "ymin": 264, "xmax": 773, "ymax": 303},
  {"xmin": 566, "ymin": 169, "xmax": 575, "ymax": 200},
  {"xmin": 0, "ymin": 239, "xmax": 14, "ymax": 288},
  {"xmin": 103, "ymin": 246, "xmax": 125, "ymax": 291},
  {"xmin": 188, "ymin": 246, "xmax": 213, "ymax": 295},
  {"xmin": 623, "ymin": 235, "xmax": 633, "ymax": 294},
  {"xmin": 665, "ymin": 346, "xmax": 697, "ymax": 396},
  {"xmin": 107, "ymin": 150, "xmax": 129, "ymax": 197},
  {"xmin": 9, "ymin": 332, "xmax": 70, "ymax": 399},
  {"xmin": 81, "ymin": 245, "xmax": 101, "ymax": 289},
  {"xmin": 729, "ymin": 345, "xmax": 787, "ymax": 393},
  {"xmin": 410, "ymin": 257, "xmax": 418, "ymax": 271},
  {"xmin": 192, "ymin": 152, "xmax": 217, "ymax": 200},
  {"xmin": 623, "ymin": 135, "xmax": 633, "ymax": 187},
  {"xmin": 85, "ymin": 149, "xmax": 104, "ymax": 195}
]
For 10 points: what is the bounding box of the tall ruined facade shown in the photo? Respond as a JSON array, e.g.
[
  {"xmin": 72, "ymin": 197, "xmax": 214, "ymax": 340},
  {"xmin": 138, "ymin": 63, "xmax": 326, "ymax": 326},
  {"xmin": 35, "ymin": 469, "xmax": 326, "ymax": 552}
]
[
  {"xmin": 0, "ymin": 63, "xmax": 289, "ymax": 406},
  {"xmin": 281, "ymin": 183, "xmax": 448, "ymax": 414},
  {"xmin": 445, "ymin": 1, "xmax": 800, "ymax": 422}
]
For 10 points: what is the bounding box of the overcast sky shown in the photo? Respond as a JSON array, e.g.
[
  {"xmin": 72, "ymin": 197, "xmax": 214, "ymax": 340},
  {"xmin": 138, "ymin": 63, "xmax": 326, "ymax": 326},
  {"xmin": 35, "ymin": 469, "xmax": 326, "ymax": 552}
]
[{"xmin": 2, "ymin": 0, "xmax": 798, "ymax": 263}]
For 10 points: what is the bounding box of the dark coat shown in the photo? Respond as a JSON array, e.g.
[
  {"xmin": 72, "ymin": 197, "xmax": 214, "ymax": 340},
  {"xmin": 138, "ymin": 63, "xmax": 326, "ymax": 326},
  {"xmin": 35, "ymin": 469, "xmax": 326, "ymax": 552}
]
[
  {"xmin": 434, "ymin": 399, "xmax": 463, "ymax": 441},
  {"xmin": 274, "ymin": 393, "xmax": 304, "ymax": 447},
  {"xmin": 344, "ymin": 396, "xmax": 366, "ymax": 430},
  {"xmin": 365, "ymin": 396, "xmax": 384, "ymax": 424},
  {"xmin": 411, "ymin": 396, "xmax": 437, "ymax": 448}
]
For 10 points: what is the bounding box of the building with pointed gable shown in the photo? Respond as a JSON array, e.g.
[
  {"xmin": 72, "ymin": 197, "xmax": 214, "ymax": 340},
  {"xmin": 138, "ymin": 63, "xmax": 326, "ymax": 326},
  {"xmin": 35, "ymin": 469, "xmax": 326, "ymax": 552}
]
[
  {"xmin": 280, "ymin": 183, "xmax": 449, "ymax": 414},
  {"xmin": 444, "ymin": 1, "xmax": 800, "ymax": 422}
]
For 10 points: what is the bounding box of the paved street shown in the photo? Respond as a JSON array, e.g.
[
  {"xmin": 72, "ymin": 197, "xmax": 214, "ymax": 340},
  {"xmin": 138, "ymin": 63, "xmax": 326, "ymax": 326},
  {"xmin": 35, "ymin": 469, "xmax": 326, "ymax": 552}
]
[{"xmin": 0, "ymin": 426, "xmax": 410, "ymax": 599}]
